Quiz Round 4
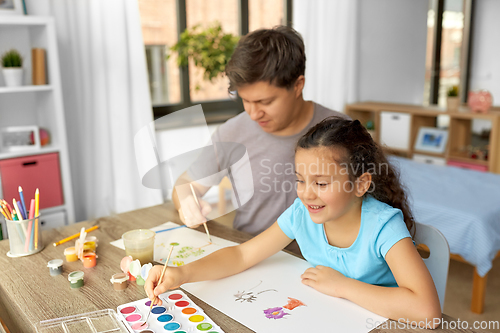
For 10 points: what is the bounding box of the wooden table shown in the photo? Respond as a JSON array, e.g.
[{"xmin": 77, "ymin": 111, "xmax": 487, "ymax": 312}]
[{"xmin": 0, "ymin": 203, "xmax": 476, "ymax": 333}]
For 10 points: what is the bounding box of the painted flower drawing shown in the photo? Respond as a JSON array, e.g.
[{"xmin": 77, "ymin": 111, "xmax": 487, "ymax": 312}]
[{"xmin": 264, "ymin": 307, "xmax": 289, "ymax": 319}]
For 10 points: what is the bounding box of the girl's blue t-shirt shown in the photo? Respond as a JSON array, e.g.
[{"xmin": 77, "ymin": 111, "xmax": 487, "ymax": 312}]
[{"xmin": 277, "ymin": 196, "xmax": 411, "ymax": 287}]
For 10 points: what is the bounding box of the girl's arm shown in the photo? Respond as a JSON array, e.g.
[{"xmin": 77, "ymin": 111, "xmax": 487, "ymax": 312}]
[
  {"xmin": 301, "ymin": 238, "xmax": 442, "ymax": 328},
  {"xmin": 145, "ymin": 222, "xmax": 293, "ymax": 303}
]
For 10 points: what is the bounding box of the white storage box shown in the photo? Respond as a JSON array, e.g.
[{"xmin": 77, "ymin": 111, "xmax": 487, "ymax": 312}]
[
  {"xmin": 39, "ymin": 210, "xmax": 67, "ymax": 230},
  {"xmin": 380, "ymin": 111, "xmax": 411, "ymax": 150},
  {"xmin": 413, "ymin": 153, "xmax": 447, "ymax": 166}
]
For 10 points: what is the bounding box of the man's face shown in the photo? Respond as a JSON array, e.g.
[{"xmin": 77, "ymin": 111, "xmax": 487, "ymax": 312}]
[{"xmin": 237, "ymin": 80, "xmax": 301, "ymax": 135}]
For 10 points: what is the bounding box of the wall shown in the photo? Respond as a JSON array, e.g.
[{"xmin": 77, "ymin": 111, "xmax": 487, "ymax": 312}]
[
  {"xmin": 358, "ymin": 0, "xmax": 428, "ymax": 104},
  {"xmin": 469, "ymin": 0, "xmax": 500, "ymax": 103}
]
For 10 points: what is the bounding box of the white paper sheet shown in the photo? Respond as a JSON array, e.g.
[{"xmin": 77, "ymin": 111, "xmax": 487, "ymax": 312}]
[{"xmin": 111, "ymin": 223, "xmax": 387, "ymax": 332}]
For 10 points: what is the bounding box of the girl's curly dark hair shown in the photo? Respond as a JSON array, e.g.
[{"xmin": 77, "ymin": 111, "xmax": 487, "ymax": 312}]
[{"xmin": 296, "ymin": 116, "xmax": 415, "ymax": 235}]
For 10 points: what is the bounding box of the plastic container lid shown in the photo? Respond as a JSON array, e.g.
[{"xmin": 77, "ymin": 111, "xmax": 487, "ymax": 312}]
[
  {"xmin": 129, "ymin": 259, "xmax": 141, "ymax": 277},
  {"xmin": 110, "ymin": 273, "xmax": 129, "ymax": 284},
  {"xmin": 64, "ymin": 247, "xmax": 76, "ymax": 255},
  {"xmin": 68, "ymin": 271, "xmax": 84, "ymax": 282},
  {"xmin": 120, "ymin": 255, "xmax": 133, "ymax": 273},
  {"xmin": 47, "ymin": 259, "xmax": 64, "ymax": 269}
]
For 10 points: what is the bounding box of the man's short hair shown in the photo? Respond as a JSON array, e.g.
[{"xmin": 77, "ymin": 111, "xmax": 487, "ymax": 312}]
[{"xmin": 225, "ymin": 26, "xmax": 306, "ymax": 92}]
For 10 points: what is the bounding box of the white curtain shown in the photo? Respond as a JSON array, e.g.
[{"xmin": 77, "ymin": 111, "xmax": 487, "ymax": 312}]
[
  {"xmin": 26, "ymin": 0, "xmax": 163, "ymax": 221},
  {"xmin": 293, "ymin": 0, "xmax": 359, "ymax": 113}
]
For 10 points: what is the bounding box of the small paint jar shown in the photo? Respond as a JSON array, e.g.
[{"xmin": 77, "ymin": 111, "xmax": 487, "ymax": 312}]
[
  {"xmin": 64, "ymin": 247, "xmax": 78, "ymax": 262},
  {"xmin": 84, "ymin": 236, "xmax": 98, "ymax": 250},
  {"xmin": 136, "ymin": 275, "xmax": 145, "ymax": 285},
  {"xmin": 83, "ymin": 241, "xmax": 96, "ymax": 252},
  {"xmin": 68, "ymin": 271, "xmax": 84, "ymax": 289},
  {"xmin": 47, "ymin": 259, "xmax": 63, "ymax": 276},
  {"xmin": 82, "ymin": 252, "xmax": 97, "ymax": 268},
  {"xmin": 110, "ymin": 273, "xmax": 128, "ymax": 291}
]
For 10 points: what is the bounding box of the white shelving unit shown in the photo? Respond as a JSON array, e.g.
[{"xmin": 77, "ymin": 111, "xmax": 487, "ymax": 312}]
[{"xmin": 0, "ymin": 16, "xmax": 75, "ymax": 230}]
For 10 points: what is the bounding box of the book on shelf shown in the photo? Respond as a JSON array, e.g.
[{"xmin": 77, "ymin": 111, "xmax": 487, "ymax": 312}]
[{"xmin": 31, "ymin": 48, "xmax": 46, "ymax": 85}]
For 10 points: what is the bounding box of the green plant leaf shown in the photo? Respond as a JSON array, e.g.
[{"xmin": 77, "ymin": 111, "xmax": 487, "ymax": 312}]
[
  {"xmin": 169, "ymin": 22, "xmax": 239, "ymax": 83},
  {"xmin": 1, "ymin": 49, "xmax": 23, "ymax": 68}
]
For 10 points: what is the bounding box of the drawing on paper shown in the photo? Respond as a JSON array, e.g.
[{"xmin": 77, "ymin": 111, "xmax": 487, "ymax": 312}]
[
  {"xmin": 264, "ymin": 307, "xmax": 289, "ymax": 319},
  {"xmin": 262, "ymin": 297, "xmax": 306, "ymax": 320},
  {"xmin": 175, "ymin": 246, "xmax": 206, "ymax": 259},
  {"xmin": 234, "ymin": 280, "xmax": 277, "ymax": 303},
  {"xmin": 283, "ymin": 297, "xmax": 306, "ymax": 310}
]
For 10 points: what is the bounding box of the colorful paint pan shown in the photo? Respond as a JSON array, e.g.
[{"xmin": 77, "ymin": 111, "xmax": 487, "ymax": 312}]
[
  {"xmin": 174, "ymin": 300, "xmax": 189, "ymax": 308},
  {"xmin": 168, "ymin": 293, "xmax": 183, "ymax": 300},
  {"xmin": 120, "ymin": 306, "xmax": 137, "ymax": 314},
  {"xmin": 117, "ymin": 291, "xmax": 224, "ymax": 333},
  {"xmin": 196, "ymin": 323, "xmax": 213, "ymax": 331},
  {"xmin": 138, "ymin": 330, "xmax": 155, "ymax": 333},
  {"xmin": 157, "ymin": 314, "xmax": 174, "ymax": 322},
  {"xmin": 181, "ymin": 307, "xmax": 197, "ymax": 316},
  {"xmin": 126, "ymin": 313, "xmax": 142, "ymax": 322},
  {"xmin": 163, "ymin": 322, "xmax": 181, "ymax": 331},
  {"xmin": 188, "ymin": 315, "xmax": 205, "ymax": 323},
  {"xmin": 131, "ymin": 321, "xmax": 147, "ymax": 330},
  {"xmin": 151, "ymin": 306, "xmax": 166, "ymax": 314}
]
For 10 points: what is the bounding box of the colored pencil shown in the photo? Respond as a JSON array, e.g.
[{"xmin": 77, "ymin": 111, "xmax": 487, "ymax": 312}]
[
  {"xmin": 2, "ymin": 200, "xmax": 13, "ymax": 215},
  {"xmin": 18, "ymin": 186, "xmax": 27, "ymax": 219},
  {"xmin": 0, "ymin": 207, "xmax": 8, "ymax": 220},
  {"xmin": 155, "ymin": 225, "xmax": 187, "ymax": 234},
  {"xmin": 35, "ymin": 188, "xmax": 39, "ymax": 248},
  {"xmin": 17, "ymin": 200, "xmax": 27, "ymax": 220},
  {"xmin": 53, "ymin": 225, "xmax": 99, "ymax": 247},
  {"xmin": 1, "ymin": 202, "xmax": 12, "ymax": 220},
  {"xmin": 10, "ymin": 205, "xmax": 26, "ymax": 244},
  {"xmin": 26, "ymin": 199, "xmax": 35, "ymax": 252},
  {"xmin": 190, "ymin": 184, "xmax": 212, "ymax": 243}
]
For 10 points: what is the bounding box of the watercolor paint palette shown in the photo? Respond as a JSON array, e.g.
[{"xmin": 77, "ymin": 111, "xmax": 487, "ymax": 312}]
[{"xmin": 117, "ymin": 290, "xmax": 225, "ymax": 333}]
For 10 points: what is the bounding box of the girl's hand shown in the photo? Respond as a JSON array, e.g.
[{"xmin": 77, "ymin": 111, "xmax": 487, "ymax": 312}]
[
  {"xmin": 144, "ymin": 265, "xmax": 186, "ymax": 306},
  {"xmin": 301, "ymin": 265, "xmax": 348, "ymax": 298}
]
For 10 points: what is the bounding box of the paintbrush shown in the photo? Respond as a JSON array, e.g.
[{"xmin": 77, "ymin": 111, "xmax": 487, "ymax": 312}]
[
  {"xmin": 190, "ymin": 183, "xmax": 212, "ymax": 243},
  {"xmin": 142, "ymin": 245, "xmax": 175, "ymax": 326}
]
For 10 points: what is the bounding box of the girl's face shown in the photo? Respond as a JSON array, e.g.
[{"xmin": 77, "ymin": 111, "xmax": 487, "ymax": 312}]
[{"xmin": 295, "ymin": 147, "xmax": 363, "ymax": 225}]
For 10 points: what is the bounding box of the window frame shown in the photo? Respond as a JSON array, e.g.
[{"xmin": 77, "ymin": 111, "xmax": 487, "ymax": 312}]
[
  {"xmin": 152, "ymin": 0, "xmax": 293, "ymax": 122},
  {"xmin": 428, "ymin": 0, "xmax": 474, "ymax": 105}
]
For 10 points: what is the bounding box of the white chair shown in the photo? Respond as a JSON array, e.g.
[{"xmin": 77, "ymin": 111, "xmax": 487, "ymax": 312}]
[{"xmin": 414, "ymin": 222, "xmax": 450, "ymax": 311}]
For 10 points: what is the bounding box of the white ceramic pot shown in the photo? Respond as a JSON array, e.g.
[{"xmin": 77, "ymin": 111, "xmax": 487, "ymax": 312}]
[{"xmin": 2, "ymin": 67, "xmax": 23, "ymax": 87}]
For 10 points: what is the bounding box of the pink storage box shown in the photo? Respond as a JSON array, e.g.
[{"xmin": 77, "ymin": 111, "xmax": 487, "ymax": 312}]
[
  {"xmin": 447, "ymin": 160, "xmax": 488, "ymax": 172},
  {"xmin": 0, "ymin": 153, "xmax": 64, "ymax": 209}
]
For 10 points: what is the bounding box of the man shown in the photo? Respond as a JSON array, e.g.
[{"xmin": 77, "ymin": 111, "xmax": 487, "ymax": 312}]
[{"xmin": 173, "ymin": 26, "xmax": 348, "ymax": 235}]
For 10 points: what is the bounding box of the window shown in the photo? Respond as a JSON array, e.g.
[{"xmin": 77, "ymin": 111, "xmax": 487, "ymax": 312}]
[
  {"xmin": 138, "ymin": 0, "xmax": 292, "ymax": 121},
  {"xmin": 424, "ymin": 0, "xmax": 473, "ymax": 107}
]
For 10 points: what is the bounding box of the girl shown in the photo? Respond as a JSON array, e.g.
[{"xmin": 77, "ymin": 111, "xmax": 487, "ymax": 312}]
[{"xmin": 145, "ymin": 117, "xmax": 441, "ymax": 327}]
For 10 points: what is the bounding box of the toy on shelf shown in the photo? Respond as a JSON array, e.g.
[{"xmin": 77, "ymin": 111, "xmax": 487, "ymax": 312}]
[{"xmin": 468, "ymin": 90, "xmax": 493, "ymax": 114}]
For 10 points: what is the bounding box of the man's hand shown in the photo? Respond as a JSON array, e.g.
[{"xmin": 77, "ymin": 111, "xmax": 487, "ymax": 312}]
[{"xmin": 178, "ymin": 194, "xmax": 212, "ymax": 227}]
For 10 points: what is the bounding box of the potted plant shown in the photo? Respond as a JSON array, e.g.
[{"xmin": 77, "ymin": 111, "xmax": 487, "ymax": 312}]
[
  {"xmin": 169, "ymin": 23, "xmax": 239, "ymax": 91},
  {"xmin": 446, "ymin": 85, "xmax": 459, "ymax": 112},
  {"xmin": 1, "ymin": 49, "xmax": 24, "ymax": 87}
]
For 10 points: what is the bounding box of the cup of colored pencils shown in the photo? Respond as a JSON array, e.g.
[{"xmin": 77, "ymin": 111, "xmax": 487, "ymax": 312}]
[{"xmin": 0, "ymin": 188, "xmax": 43, "ymax": 257}]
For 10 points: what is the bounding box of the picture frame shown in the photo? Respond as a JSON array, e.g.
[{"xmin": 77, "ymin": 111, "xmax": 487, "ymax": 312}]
[
  {"xmin": 0, "ymin": 126, "xmax": 40, "ymax": 152},
  {"xmin": 414, "ymin": 127, "xmax": 449, "ymax": 154},
  {"xmin": 0, "ymin": 0, "xmax": 25, "ymax": 16}
]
